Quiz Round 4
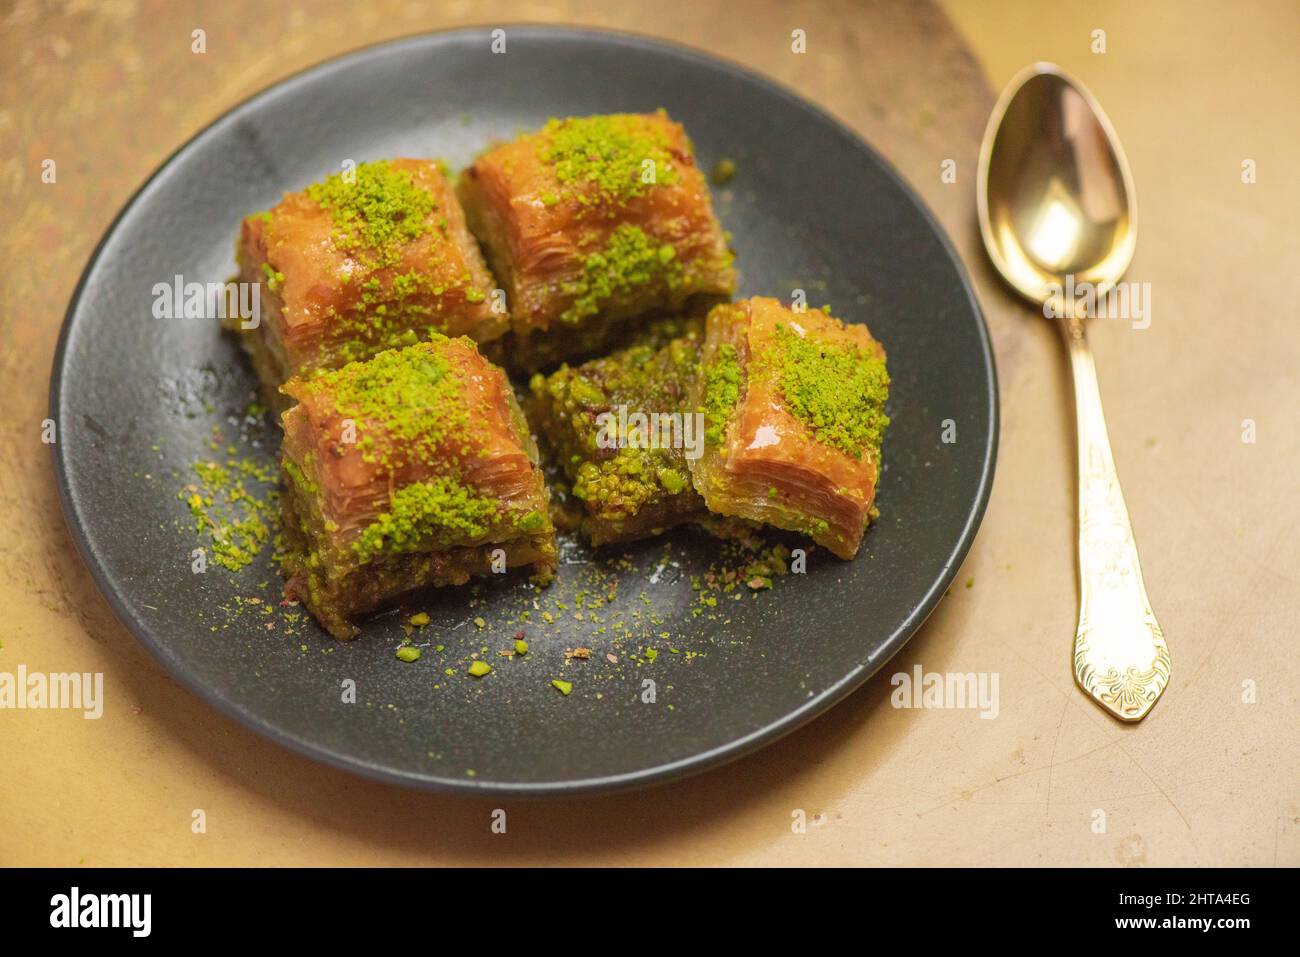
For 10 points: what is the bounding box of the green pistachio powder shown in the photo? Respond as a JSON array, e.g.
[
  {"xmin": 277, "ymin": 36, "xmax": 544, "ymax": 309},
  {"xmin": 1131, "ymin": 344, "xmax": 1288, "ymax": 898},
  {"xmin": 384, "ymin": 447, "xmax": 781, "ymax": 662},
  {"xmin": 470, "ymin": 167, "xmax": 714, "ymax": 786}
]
[
  {"xmin": 770, "ymin": 324, "xmax": 890, "ymax": 460},
  {"xmin": 530, "ymin": 326, "xmax": 699, "ymax": 518},
  {"xmin": 181, "ymin": 451, "xmax": 278, "ymax": 573},
  {"xmin": 702, "ymin": 319, "xmax": 890, "ymax": 460},
  {"xmin": 539, "ymin": 115, "xmax": 691, "ymax": 325},
  {"xmin": 702, "ymin": 342, "xmax": 743, "ymax": 445},
  {"xmin": 560, "ymin": 224, "xmax": 681, "ymax": 326},
  {"xmin": 291, "ymin": 160, "xmax": 485, "ymax": 365},
  {"xmin": 541, "ymin": 113, "xmax": 679, "ymax": 206},
  {"xmin": 305, "ymin": 160, "xmax": 436, "ymax": 268}
]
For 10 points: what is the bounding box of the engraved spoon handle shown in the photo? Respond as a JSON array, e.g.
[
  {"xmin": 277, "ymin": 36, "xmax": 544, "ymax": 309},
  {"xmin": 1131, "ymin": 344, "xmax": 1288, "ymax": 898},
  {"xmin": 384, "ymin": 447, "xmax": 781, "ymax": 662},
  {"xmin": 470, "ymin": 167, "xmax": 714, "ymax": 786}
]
[{"xmin": 1060, "ymin": 315, "xmax": 1170, "ymax": 721}]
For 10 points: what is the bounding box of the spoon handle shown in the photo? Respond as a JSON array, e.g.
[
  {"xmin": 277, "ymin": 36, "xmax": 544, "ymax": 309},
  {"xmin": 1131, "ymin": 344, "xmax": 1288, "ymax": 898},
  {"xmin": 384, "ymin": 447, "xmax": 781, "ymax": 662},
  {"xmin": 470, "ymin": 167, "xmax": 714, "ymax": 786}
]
[{"xmin": 1059, "ymin": 317, "xmax": 1170, "ymax": 721}]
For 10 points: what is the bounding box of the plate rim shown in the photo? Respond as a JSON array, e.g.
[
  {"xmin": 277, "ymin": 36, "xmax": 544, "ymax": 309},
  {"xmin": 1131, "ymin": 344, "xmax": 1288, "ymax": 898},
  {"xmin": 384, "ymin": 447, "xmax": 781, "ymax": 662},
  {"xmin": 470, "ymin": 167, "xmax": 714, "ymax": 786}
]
[{"xmin": 48, "ymin": 23, "xmax": 1000, "ymax": 797}]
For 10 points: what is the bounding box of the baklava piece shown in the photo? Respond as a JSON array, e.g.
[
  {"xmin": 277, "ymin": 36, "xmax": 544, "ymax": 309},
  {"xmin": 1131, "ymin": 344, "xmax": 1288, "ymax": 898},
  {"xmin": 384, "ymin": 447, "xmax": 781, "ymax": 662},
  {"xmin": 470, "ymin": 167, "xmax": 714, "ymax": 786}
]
[
  {"xmin": 278, "ymin": 337, "xmax": 556, "ymax": 638},
  {"xmin": 458, "ymin": 112, "xmax": 735, "ymax": 369},
  {"xmin": 527, "ymin": 317, "xmax": 709, "ymax": 545},
  {"xmin": 689, "ymin": 297, "xmax": 890, "ymax": 560},
  {"xmin": 235, "ymin": 159, "xmax": 504, "ymax": 409}
]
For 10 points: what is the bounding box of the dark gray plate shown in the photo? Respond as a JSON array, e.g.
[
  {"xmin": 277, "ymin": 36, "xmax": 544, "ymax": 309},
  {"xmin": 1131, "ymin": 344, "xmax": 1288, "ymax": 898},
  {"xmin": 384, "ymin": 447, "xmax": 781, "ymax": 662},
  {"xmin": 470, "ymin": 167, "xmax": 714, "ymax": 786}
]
[{"xmin": 50, "ymin": 26, "xmax": 997, "ymax": 796}]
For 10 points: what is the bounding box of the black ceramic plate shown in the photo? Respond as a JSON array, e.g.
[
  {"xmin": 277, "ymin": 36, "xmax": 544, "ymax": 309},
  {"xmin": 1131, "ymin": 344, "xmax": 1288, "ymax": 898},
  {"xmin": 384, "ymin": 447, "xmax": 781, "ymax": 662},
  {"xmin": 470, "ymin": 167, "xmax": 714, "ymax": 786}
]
[{"xmin": 51, "ymin": 26, "xmax": 997, "ymax": 795}]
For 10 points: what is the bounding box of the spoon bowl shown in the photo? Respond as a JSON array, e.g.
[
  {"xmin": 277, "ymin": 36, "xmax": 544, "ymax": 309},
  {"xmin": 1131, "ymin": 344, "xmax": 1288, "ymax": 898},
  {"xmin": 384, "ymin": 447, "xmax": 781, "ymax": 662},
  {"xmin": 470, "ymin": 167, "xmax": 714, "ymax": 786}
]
[{"xmin": 979, "ymin": 64, "xmax": 1137, "ymax": 307}]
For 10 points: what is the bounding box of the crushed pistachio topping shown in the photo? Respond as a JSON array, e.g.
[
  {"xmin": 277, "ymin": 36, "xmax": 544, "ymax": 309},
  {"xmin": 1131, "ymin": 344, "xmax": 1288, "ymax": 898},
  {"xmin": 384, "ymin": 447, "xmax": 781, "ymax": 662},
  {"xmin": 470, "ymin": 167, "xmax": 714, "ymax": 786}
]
[
  {"xmin": 560, "ymin": 225, "xmax": 681, "ymax": 325},
  {"xmin": 396, "ymin": 645, "xmax": 421, "ymax": 663},
  {"xmin": 656, "ymin": 467, "xmax": 686, "ymax": 495},
  {"xmin": 294, "ymin": 339, "xmax": 471, "ymax": 467},
  {"xmin": 517, "ymin": 510, "xmax": 546, "ymax": 532},
  {"xmin": 540, "ymin": 113, "xmax": 679, "ymax": 207},
  {"xmin": 551, "ymin": 679, "xmax": 573, "ymax": 696},
  {"xmin": 468, "ymin": 660, "xmax": 492, "ymax": 677},
  {"xmin": 701, "ymin": 343, "xmax": 742, "ymax": 445},
  {"xmin": 306, "ymin": 160, "xmax": 436, "ymax": 268},
  {"xmin": 530, "ymin": 320, "xmax": 703, "ymax": 528},
  {"xmin": 180, "ymin": 457, "xmax": 277, "ymax": 572},
  {"xmin": 769, "ymin": 322, "xmax": 890, "ymax": 459},
  {"xmin": 353, "ymin": 476, "xmax": 501, "ymax": 563},
  {"xmin": 260, "ymin": 261, "xmax": 285, "ymax": 294}
]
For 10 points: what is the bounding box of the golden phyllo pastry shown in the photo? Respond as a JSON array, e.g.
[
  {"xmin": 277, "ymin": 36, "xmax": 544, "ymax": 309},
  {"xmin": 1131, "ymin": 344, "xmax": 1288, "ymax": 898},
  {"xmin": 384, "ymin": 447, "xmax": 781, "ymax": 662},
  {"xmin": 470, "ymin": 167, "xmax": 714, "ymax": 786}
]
[
  {"xmin": 278, "ymin": 337, "xmax": 555, "ymax": 638},
  {"xmin": 235, "ymin": 159, "xmax": 504, "ymax": 407},
  {"xmin": 458, "ymin": 111, "xmax": 735, "ymax": 368},
  {"xmin": 689, "ymin": 297, "xmax": 890, "ymax": 560}
]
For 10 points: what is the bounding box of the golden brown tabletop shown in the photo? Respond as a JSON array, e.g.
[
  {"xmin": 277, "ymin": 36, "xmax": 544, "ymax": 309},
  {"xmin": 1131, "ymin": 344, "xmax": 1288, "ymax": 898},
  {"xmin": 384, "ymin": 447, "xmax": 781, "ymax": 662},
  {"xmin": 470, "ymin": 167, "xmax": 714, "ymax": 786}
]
[{"xmin": 1, "ymin": 0, "xmax": 1296, "ymax": 866}]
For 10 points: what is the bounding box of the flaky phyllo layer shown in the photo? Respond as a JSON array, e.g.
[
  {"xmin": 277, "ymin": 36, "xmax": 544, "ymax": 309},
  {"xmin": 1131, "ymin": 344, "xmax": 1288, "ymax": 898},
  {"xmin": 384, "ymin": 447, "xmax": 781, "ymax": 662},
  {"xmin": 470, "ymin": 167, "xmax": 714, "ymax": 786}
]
[
  {"xmin": 235, "ymin": 158, "xmax": 503, "ymax": 407},
  {"xmin": 689, "ymin": 298, "xmax": 891, "ymax": 560},
  {"xmin": 278, "ymin": 337, "xmax": 555, "ymax": 638},
  {"xmin": 458, "ymin": 111, "xmax": 735, "ymax": 369}
]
